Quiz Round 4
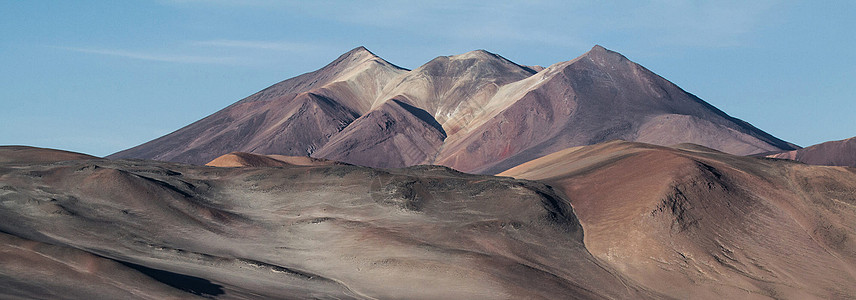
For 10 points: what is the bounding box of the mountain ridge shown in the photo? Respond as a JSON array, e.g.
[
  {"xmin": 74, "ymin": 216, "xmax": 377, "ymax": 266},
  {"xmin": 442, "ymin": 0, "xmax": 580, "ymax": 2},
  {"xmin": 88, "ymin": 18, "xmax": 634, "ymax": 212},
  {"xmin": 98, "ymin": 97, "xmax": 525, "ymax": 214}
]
[{"xmin": 109, "ymin": 45, "xmax": 798, "ymax": 173}]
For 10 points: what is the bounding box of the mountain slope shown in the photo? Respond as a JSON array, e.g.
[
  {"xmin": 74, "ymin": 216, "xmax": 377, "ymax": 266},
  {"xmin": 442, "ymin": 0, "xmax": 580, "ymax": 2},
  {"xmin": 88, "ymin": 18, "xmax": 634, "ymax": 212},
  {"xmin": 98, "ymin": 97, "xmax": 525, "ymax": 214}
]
[
  {"xmin": 1, "ymin": 146, "xmax": 649, "ymax": 299},
  {"xmin": 767, "ymin": 135, "xmax": 856, "ymax": 167},
  {"xmin": 500, "ymin": 141, "xmax": 856, "ymax": 299},
  {"xmin": 312, "ymin": 99, "xmax": 447, "ymax": 168},
  {"xmin": 110, "ymin": 92, "xmax": 360, "ymax": 165},
  {"xmin": 374, "ymin": 50, "xmax": 537, "ymax": 138},
  {"xmin": 436, "ymin": 46, "xmax": 797, "ymax": 174},
  {"xmin": 237, "ymin": 46, "xmax": 408, "ymax": 114}
]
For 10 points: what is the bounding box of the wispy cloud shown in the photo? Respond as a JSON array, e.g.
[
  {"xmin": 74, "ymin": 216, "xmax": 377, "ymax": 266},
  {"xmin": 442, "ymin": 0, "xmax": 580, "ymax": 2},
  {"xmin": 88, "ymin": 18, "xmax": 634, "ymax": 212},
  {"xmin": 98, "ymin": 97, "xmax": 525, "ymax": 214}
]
[
  {"xmin": 192, "ymin": 39, "xmax": 323, "ymax": 52},
  {"xmin": 57, "ymin": 46, "xmax": 241, "ymax": 64},
  {"xmin": 156, "ymin": 0, "xmax": 278, "ymax": 6},
  {"xmin": 272, "ymin": 0, "xmax": 778, "ymax": 50}
]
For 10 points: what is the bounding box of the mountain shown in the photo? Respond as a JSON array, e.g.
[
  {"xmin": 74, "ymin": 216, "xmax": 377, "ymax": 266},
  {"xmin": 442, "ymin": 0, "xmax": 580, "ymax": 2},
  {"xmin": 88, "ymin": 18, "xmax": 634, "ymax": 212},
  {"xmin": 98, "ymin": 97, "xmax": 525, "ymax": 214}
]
[
  {"xmin": 500, "ymin": 141, "xmax": 856, "ymax": 299},
  {"xmin": 1, "ymin": 146, "xmax": 647, "ymax": 299},
  {"xmin": 766, "ymin": 136, "xmax": 856, "ymax": 167},
  {"xmin": 110, "ymin": 45, "xmax": 797, "ymax": 174}
]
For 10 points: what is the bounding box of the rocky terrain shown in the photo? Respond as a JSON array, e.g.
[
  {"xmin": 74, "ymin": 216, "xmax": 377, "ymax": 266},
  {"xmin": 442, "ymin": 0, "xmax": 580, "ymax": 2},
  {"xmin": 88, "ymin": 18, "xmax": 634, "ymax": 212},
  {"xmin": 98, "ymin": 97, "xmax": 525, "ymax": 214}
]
[{"xmin": 4, "ymin": 143, "xmax": 856, "ymax": 299}]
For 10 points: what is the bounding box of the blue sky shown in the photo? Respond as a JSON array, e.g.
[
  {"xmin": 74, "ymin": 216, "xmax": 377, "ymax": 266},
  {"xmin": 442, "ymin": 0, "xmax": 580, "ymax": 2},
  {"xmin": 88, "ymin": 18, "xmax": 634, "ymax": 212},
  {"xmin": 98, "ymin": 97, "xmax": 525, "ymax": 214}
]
[{"xmin": 1, "ymin": 1, "xmax": 854, "ymax": 156}]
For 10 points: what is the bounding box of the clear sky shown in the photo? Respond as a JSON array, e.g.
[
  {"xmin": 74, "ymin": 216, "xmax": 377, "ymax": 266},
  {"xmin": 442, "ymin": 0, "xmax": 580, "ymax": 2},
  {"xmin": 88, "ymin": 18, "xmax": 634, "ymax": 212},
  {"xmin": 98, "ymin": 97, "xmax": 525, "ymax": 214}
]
[{"xmin": 2, "ymin": 1, "xmax": 854, "ymax": 157}]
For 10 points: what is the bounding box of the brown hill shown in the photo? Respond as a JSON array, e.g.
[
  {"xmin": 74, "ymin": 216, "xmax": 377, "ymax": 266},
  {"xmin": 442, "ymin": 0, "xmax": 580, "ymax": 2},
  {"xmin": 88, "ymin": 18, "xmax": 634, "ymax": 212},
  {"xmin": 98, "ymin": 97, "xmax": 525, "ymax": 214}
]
[
  {"xmin": 500, "ymin": 141, "xmax": 856, "ymax": 299},
  {"xmin": 767, "ymin": 135, "xmax": 856, "ymax": 167},
  {"xmin": 205, "ymin": 152, "xmax": 340, "ymax": 167},
  {"xmin": 1, "ymin": 146, "xmax": 648, "ymax": 299},
  {"xmin": 109, "ymin": 46, "xmax": 797, "ymax": 174}
]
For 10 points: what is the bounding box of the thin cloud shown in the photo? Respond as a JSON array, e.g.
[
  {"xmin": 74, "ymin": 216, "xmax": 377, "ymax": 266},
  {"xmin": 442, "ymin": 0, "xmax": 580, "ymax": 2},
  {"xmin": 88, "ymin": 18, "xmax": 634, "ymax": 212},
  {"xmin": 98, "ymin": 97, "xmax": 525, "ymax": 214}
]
[
  {"xmin": 193, "ymin": 40, "xmax": 323, "ymax": 52},
  {"xmin": 156, "ymin": 0, "xmax": 278, "ymax": 6},
  {"xmin": 57, "ymin": 46, "xmax": 241, "ymax": 65},
  {"xmin": 279, "ymin": 1, "xmax": 776, "ymax": 50}
]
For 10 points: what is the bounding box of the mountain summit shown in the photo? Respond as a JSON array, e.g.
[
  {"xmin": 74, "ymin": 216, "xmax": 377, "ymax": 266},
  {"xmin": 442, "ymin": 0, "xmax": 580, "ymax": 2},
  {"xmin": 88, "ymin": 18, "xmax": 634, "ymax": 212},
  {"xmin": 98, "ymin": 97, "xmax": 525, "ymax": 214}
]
[{"xmin": 110, "ymin": 46, "xmax": 798, "ymax": 173}]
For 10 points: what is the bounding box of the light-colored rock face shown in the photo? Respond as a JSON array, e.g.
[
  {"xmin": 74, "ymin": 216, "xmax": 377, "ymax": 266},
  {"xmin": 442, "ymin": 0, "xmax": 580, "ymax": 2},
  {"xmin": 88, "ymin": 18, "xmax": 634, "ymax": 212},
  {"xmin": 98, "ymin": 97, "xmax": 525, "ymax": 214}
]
[
  {"xmin": 373, "ymin": 50, "xmax": 536, "ymax": 137},
  {"xmin": 110, "ymin": 45, "xmax": 797, "ymax": 174},
  {"xmin": 501, "ymin": 141, "xmax": 856, "ymax": 299}
]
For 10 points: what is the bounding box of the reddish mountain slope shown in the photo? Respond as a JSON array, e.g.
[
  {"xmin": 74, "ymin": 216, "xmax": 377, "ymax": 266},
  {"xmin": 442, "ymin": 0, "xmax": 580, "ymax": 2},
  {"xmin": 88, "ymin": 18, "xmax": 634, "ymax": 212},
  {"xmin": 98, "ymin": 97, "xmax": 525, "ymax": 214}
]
[
  {"xmin": 767, "ymin": 135, "xmax": 856, "ymax": 167},
  {"xmin": 312, "ymin": 99, "xmax": 447, "ymax": 168},
  {"xmin": 501, "ymin": 141, "xmax": 856, "ymax": 299},
  {"xmin": 436, "ymin": 46, "xmax": 797, "ymax": 174}
]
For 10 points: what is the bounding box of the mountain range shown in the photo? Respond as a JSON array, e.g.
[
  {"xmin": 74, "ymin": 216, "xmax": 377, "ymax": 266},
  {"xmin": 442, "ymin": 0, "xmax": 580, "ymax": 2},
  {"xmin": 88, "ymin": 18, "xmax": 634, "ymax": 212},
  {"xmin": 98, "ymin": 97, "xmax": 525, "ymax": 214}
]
[
  {"xmin": 109, "ymin": 46, "xmax": 797, "ymax": 174},
  {"xmin": 3, "ymin": 46, "xmax": 855, "ymax": 299}
]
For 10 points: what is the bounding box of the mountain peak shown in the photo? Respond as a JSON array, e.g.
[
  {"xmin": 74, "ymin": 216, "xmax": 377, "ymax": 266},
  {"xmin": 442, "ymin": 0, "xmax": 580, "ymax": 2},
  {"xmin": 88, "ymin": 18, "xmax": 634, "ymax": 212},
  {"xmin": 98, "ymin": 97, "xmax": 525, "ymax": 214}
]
[
  {"xmin": 452, "ymin": 49, "xmax": 499, "ymax": 60},
  {"xmin": 346, "ymin": 45, "xmax": 375, "ymax": 57},
  {"xmin": 582, "ymin": 44, "xmax": 625, "ymax": 59},
  {"xmin": 590, "ymin": 44, "xmax": 607, "ymax": 52},
  {"xmin": 333, "ymin": 46, "xmax": 379, "ymax": 64}
]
